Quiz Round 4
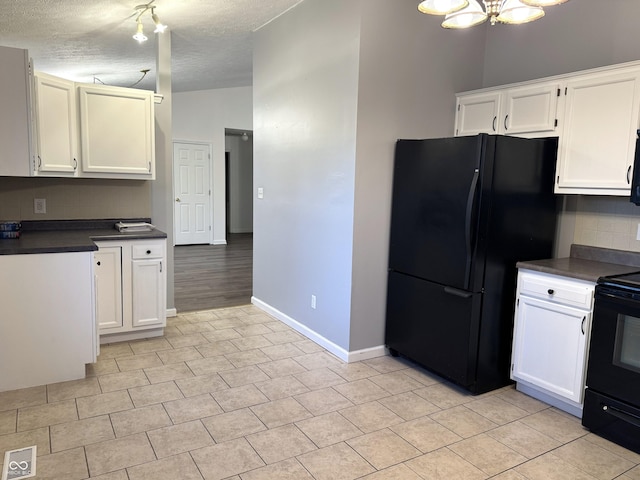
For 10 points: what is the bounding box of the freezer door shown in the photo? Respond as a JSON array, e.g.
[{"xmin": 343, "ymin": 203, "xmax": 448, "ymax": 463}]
[
  {"xmin": 388, "ymin": 136, "xmax": 486, "ymax": 291},
  {"xmin": 385, "ymin": 271, "xmax": 482, "ymax": 390}
]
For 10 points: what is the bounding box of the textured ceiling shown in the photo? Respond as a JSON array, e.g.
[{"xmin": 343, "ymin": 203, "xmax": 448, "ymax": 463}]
[{"xmin": 0, "ymin": 0, "xmax": 303, "ymax": 92}]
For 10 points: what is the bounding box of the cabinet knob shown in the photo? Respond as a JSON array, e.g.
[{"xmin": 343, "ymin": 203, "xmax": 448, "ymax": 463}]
[
  {"xmin": 175, "ymin": 198, "xmax": 181, "ymax": 202},
  {"xmin": 547, "ymin": 289, "xmax": 554, "ymax": 295},
  {"xmin": 96, "ymin": 261, "xmax": 101, "ymax": 266},
  {"xmin": 146, "ymin": 250, "xmax": 151, "ymax": 254}
]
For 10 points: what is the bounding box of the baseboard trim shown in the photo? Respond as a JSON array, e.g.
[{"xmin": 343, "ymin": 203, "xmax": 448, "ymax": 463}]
[
  {"xmin": 212, "ymin": 240, "xmax": 227, "ymax": 245},
  {"xmin": 166, "ymin": 308, "xmax": 177, "ymax": 318},
  {"xmin": 251, "ymin": 296, "xmax": 386, "ymax": 363}
]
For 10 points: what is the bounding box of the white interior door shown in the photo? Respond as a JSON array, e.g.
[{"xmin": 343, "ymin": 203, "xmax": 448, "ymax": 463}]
[{"xmin": 173, "ymin": 142, "xmax": 212, "ymax": 245}]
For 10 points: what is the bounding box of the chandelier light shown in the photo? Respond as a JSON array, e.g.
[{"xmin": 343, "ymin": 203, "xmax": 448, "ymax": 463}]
[
  {"xmin": 132, "ymin": 0, "xmax": 168, "ymax": 43},
  {"xmin": 418, "ymin": 0, "xmax": 568, "ymax": 29}
]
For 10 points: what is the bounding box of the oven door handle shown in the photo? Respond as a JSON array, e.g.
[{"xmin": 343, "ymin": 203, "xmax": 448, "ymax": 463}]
[{"xmin": 602, "ymin": 403, "xmax": 640, "ymax": 429}]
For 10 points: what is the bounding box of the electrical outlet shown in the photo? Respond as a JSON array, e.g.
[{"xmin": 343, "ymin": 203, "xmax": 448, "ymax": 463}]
[
  {"xmin": 34, "ymin": 198, "xmax": 46, "ymax": 214},
  {"xmin": 311, "ymin": 294, "xmax": 317, "ymax": 309}
]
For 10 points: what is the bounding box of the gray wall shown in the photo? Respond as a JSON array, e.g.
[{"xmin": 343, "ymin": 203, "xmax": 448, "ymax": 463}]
[{"xmin": 225, "ymin": 134, "xmax": 254, "ymax": 233}]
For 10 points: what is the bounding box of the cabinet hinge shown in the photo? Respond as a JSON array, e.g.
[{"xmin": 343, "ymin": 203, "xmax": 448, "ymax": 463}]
[
  {"xmin": 511, "ymin": 364, "xmax": 514, "ymax": 372},
  {"xmin": 565, "ymin": 87, "xmax": 568, "ymax": 95},
  {"xmin": 516, "ymin": 298, "xmax": 519, "ymax": 307},
  {"xmin": 557, "ymin": 175, "xmax": 560, "ymax": 184},
  {"xmin": 557, "ymin": 88, "xmax": 561, "ymax": 97},
  {"xmin": 457, "ymin": 104, "xmax": 460, "ymax": 111},
  {"xmin": 160, "ymin": 261, "xmax": 162, "ymax": 273},
  {"xmin": 554, "ymin": 119, "xmax": 558, "ymax": 127},
  {"xmin": 455, "ymin": 129, "xmax": 459, "ymax": 136}
]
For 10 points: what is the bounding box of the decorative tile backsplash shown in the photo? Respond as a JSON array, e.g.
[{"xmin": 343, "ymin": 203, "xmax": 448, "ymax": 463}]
[{"xmin": 574, "ymin": 196, "xmax": 640, "ymax": 252}]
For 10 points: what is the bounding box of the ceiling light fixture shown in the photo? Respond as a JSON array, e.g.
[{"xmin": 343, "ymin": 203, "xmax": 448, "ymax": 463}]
[
  {"xmin": 132, "ymin": 0, "xmax": 168, "ymax": 43},
  {"xmin": 418, "ymin": 0, "xmax": 568, "ymax": 29}
]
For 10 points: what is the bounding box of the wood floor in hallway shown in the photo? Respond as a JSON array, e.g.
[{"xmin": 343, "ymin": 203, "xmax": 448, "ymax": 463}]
[{"xmin": 174, "ymin": 233, "xmax": 252, "ymax": 313}]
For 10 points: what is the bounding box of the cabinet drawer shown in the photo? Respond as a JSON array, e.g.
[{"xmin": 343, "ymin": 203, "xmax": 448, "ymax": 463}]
[
  {"xmin": 518, "ymin": 271, "xmax": 594, "ymax": 309},
  {"xmin": 132, "ymin": 243, "xmax": 164, "ymax": 259}
]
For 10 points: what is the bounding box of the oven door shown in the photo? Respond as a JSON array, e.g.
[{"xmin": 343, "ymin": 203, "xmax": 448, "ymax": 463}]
[{"xmin": 586, "ymin": 286, "xmax": 640, "ymax": 405}]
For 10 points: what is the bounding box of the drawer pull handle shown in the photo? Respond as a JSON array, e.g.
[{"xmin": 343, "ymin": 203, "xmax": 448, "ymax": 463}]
[
  {"xmin": 547, "ymin": 289, "xmax": 554, "ymax": 295},
  {"xmin": 581, "ymin": 316, "xmax": 586, "ymax": 335}
]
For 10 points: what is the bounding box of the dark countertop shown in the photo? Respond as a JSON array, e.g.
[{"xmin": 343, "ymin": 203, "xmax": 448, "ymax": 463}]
[
  {"xmin": 0, "ymin": 219, "xmax": 167, "ymax": 255},
  {"xmin": 517, "ymin": 244, "xmax": 640, "ymax": 282}
]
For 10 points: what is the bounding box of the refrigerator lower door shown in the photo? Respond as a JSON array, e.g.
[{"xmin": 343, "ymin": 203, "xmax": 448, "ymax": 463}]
[{"xmin": 385, "ymin": 271, "xmax": 482, "ymax": 391}]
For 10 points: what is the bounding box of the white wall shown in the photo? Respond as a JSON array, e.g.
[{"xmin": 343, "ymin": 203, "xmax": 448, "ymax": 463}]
[{"xmin": 173, "ymin": 87, "xmax": 252, "ymax": 244}]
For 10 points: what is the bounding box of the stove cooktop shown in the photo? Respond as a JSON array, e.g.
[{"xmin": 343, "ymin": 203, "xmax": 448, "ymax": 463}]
[{"xmin": 598, "ymin": 271, "xmax": 640, "ymax": 290}]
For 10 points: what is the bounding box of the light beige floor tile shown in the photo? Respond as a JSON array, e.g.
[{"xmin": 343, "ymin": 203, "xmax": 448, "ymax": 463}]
[
  {"xmin": 219, "ymin": 365, "xmax": 270, "ymax": 387},
  {"xmin": 233, "ymin": 324, "xmax": 273, "ymax": 337},
  {"xmin": 258, "ymin": 358, "xmax": 307, "ymax": 378},
  {"xmin": 147, "ymin": 419, "xmax": 214, "ymax": 458},
  {"xmin": 191, "ymin": 437, "xmax": 265, "ymax": 480},
  {"xmin": 294, "ymin": 339, "xmax": 325, "ymax": 353},
  {"xmin": 487, "ymin": 421, "xmax": 562, "ymax": 459},
  {"xmin": 98, "ymin": 343, "xmax": 134, "ymax": 359},
  {"xmin": 17, "ymin": 398, "xmax": 78, "ymax": 431},
  {"xmin": 162, "ymin": 326, "xmax": 182, "ymax": 337},
  {"xmin": 553, "ymin": 437, "xmax": 636, "ymax": 479},
  {"xmin": 110, "ymin": 404, "xmax": 172, "ymax": 437},
  {"xmin": 129, "ymin": 338, "xmax": 173, "ymax": 355},
  {"xmin": 255, "ymin": 375, "xmax": 310, "ymax": 401},
  {"xmin": 583, "ymin": 433, "xmax": 640, "ymax": 464},
  {"xmin": 175, "ymin": 373, "xmax": 229, "ymax": 397},
  {"xmin": 0, "ymin": 385, "xmax": 46, "ymax": 411},
  {"xmin": 0, "ymin": 426, "xmax": 50, "ymax": 457},
  {"xmin": 514, "ymin": 452, "xmax": 599, "ymax": 480},
  {"xmin": 90, "ymin": 470, "xmax": 129, "ymax": 480},
  {"xmin": 176, "ymin": 322, "xmax": 215, "ymax": 335},
  {"xmin": 225, "ymin": 349, "xmax": 272, "ymax": 368},
  {"xmin": 163, "ymin": 393, "xmax": 223, "ymax": 424},
  {"xmin": 115, "ymin": 353, "xmax": 163, "ymax": 372},
  {"xmin": 414, "ymin": 382, "xmax": 473, "ymax": 409},
  {"xmin": 210, "ymin": 318, "xmax": 245, "ymax": 329},
  {"xmin": 294, "ymin": 352, "xmax": 343, "ymax": 370},
  {"xmin": 166, "ymin": 333, "xmax": 210, "ymax": 348},
  {"xmin": 519, "ymin": 408, "xmax": 589, "ymax": 444},
  {"xmin": 391, "ymin": 416, "xmax": 462, "ymax": 453},
  {"xmin": 339, "ymin": 401, "xmax": 403, "ymax": 433},
  {"xmin": 250, "ymin": 397, "xmax": 312, "ymax": 428},
  {"xmin": 465, "ymin": 395, "xmax": 530, "ymax": 425},
  {"xmin": 378, "ymin": 391, "xmax": 440, "ymax": 421},
  {"xmin": 296, "ymin": 411, "xmax": 363, "ymax": 448},
  {"xmin": 363, "ymin": 356, "xmax": 408, "ymax": 374},
  {"xmin": 201, "ymin": 407, "xmax": 266, "ymax": 443},
  {"xmin": 406, "ymin": 448, "xmax": 487, "ymax": 480},
  {"xmin": 262, "ymin": 330, "xmax": 305, "ymax": 345},
  {"xmin": 76, "ymin": 390, "xmax": 134, "ymax": 419},
  {"xmin": 430, "ymin": 405, "xmax": 497, "ymax": 438},
  {"xmin": 127, "ymin": 452, "xmax": 204, "ymax": 480},
  {"xmin": 186, "ymin": 356, "xmax": 236, "ymax": 376},
  {"xmin": 128, "ymin": 381, "xmax": 183, "ymax": 407},
  {"xmin": 402, "ymin": 367, "xmax": 442, "ymax": 387},
  {"xmin": 347, "ymin": 428, "xmax": 421, "ymax": 469},
  {"xmin": 330, "ymin": 362, "xmax": 379, "ymax": 382},
  {"xmin": 294, "ymin": 367, "xmax": 347, "ymax": 390},
  {"xmin": 260, "ymin": 343, "xmax": 305, "ymax": 361},
  {"xmin": 358, "ymin": 463, "xmax": 423, "ymax": 480},
  {"xmin": 50, "ymin": 414, "xmax": 115, "ymax": 452},
  {"xmin": 294, "ymin": 387, "xmax": 354, "ymax": 416},
  {"xmin": 449, "ymin": 434, "xmax": 528, "ymax": 476},
  {"xmin": 369, "ymin": 371, "xmax": 424, "ymax": 395},
  {"xmin": 333, "ymin": 379, "xmax": 390, "ymax": 404},
  {"xmin": 212, "ymin": 384, "xmax": 269, "ymax": 411},
  {"xmin": 0, "ymin": 409, "xmax": 16, "ymax": 435},
  {"xmin": 264, "ymin": 320, "xmax": 292, "ymax": 332},
  {"xmin": 85, "ymin": 432, "xmax": 156, "ymax": 476},
  {"xmin": 86, "ymin": 358, "xmax": 120, "ymax": 376},
  {"xmin": 202, "ymin": 329, "xmax": 241, "ymax": 342},
  {"xmin": 143, "ymin": 362, "xmax": 194, "ymax": 383},
  {"xmin": 246, "ymin": 424, "xmax": 317, "ymax": 464},
  {"xmin": 297, "ymin": 442, "xmax": 375, "ymax": 480},
  {"xmin": 240, "ymin": 457, "xmax": 314, "ymax": 480},
  {"xmin": 196, "ymin": 340, "xmax": 240, "ymax": 358},
  {"xmin": 34, "ymin": 446, "xmax": 88, "ymax": 480},
  {"xmin": 230, "ymin": 335, "xmax": 274, "ymax": 351},
  {"xmin": 491, "ymin": 471, "xmax": 528, "ymax": 480},
  {"xmin": 497, "ymin": 387, "xmax": 550, "ymax": 413},
  {"xmin": 623, "ymin": 465, "xmax": 640, "ymax": 480},
  {"xmin": 47, "ymin": 377, "xmax": 101, "ymax": 402},
  {"xmin": 98, "ymin": 370, "xmax": 150, "ymax": 393}
]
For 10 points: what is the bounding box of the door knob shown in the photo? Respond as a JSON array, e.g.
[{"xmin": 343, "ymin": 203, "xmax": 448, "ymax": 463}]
[{"xmin": 175, "ymin": 198, "xmax": 181, "ymax": 202}]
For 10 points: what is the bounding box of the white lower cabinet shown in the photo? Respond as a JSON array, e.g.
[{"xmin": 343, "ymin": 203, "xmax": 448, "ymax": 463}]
[
  {"xmin": 511, "ymin": 269, "xmax": 594, "ymax": 417},
  {"xmin": 95, "ymin": 238, "xmax": 166, "ymax": 343}
]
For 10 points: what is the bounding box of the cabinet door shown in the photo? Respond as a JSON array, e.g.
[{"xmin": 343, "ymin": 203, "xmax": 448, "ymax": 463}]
[
  {"xmin": 131, "ymin": 258, "xmax": 165, "ymax": 328},
  {"xmin": 512, "ymin": 294, "xmax": 590, "ymax": 403},
  {"xmin": 78, "ymin": 84, "xmax": 155, "ymax": 178},
  {"xmin": 556, "ymin": 68, "xmax": 640, "ymax": 195},
  {"xmin": 503, "ymin": 83, "xmax": 560, "ymax": 136},
  {"xmin": 33, "ymin": 73, "xmax": 79, "ymax": 175},
  {"xmin": 455, "ymin": 92, "xmax": 501, "ymax": 136},
  {"xmin": 0, "ymin": 46, "xmax": 31, "ymax": 176},
  {"xmin": 94, "ymin": 247, "xmax": 123, "ymax": 331}
]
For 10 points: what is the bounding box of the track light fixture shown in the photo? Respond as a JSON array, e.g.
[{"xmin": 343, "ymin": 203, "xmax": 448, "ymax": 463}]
[{"xmin": 132, "ymin": 0, "xmax": 167, "ymax": 43}]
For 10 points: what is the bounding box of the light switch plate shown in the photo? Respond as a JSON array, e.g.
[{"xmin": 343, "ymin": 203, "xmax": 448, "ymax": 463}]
[{"xmin": 257, "ymin": 187, "xmax": 264, "ymax": 199}]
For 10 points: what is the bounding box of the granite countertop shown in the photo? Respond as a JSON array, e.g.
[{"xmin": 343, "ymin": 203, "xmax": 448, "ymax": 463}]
[
  {"xmin": 0, "ymin": 219, "xmax": 167, "ymax": 255},
  {"xmin": 517, "ymin": 244, "xmax": 640, "ymax": 282}
]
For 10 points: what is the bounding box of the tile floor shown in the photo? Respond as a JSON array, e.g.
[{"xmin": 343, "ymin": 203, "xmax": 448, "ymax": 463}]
[{"xmin": 1, "ymin": 305, "xmax": 639, "ymax": 479}]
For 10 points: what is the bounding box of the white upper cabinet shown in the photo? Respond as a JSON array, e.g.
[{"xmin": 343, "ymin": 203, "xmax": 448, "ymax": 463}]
[
  {"xmin": 32, "ymin": 72, "xmax": 79, "ymax": 175},
  {"xmin": 455, "ymin": 83, "xmax": 560, "ymax": 138},
  {"xmin": 555, "ymin": 67, "xmax": 640, "ymax": 195},
  {"xmin": 79, "ymin": 84, "xmax": 155, "ymax": 179},
  {"xmin": 0, "ymin": 45, "xmax": 31, "ymax": 176}
]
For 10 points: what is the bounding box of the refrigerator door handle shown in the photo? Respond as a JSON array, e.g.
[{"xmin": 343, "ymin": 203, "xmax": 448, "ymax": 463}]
[
  {"xmin": 463, "ymin": 168, "xmax": 480, "ymax": 290},
  {"xmin": 444, "ymin": 286, "xmax": 473, "ymax": 298}
]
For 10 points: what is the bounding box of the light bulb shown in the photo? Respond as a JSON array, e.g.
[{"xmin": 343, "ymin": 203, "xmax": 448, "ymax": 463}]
[
  {"xmin": 152, "ymin": 10, "xmax": 167, "ymax": 33},
  {"xmin": 133, "ymin": 21, "xmax": 147, "ymax": 43}
]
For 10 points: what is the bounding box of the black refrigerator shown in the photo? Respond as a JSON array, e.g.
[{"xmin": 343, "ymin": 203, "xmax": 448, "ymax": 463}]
[{"xmin": 385, "ymin": 134, "xmax": 558, "ymax": 394}]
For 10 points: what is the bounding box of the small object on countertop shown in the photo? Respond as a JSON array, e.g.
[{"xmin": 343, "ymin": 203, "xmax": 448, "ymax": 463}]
[
  {"xmin": 0, "ymin": 221, "xmax": 21, "ymax": 239},
  {"xmin": 115, "ymin": 221, "xmax": 155, "ymax": 233}
]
